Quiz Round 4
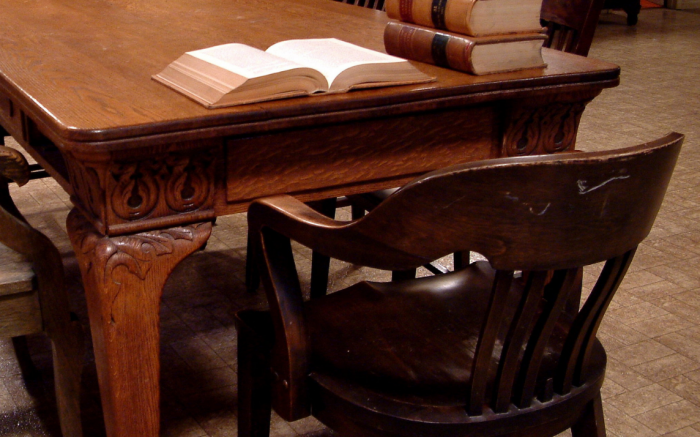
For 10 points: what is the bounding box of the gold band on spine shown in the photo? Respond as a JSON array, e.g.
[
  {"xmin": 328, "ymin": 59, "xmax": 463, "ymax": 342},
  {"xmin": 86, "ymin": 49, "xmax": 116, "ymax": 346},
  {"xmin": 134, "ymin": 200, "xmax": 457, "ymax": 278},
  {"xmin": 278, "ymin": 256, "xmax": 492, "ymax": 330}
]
[
  {"xmin": 399, "ymin": 0, "xmax": 414, "ymax": 23},
  {"xmin": 397, "ymin": 24, "xmax": 416, "ymax": 58}
]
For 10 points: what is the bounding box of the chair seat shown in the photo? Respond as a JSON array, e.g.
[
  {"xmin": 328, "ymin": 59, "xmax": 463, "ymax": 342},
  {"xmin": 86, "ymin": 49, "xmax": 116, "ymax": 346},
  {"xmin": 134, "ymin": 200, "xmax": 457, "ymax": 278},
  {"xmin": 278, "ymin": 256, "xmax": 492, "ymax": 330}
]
[
  {"xmin": 309, "ymin": 355, "xmax": 606, "ymax": 437},
  {"xmin": 0, "ymin": 241, "xmax": 34, "ymax": 296},
  {"xmin": 0, "ymin": 242, "xmax": 42, "ymax": 338},
  {"xmin": 305, "ymin": 262, "xmax": 575, "ymax": 407}
]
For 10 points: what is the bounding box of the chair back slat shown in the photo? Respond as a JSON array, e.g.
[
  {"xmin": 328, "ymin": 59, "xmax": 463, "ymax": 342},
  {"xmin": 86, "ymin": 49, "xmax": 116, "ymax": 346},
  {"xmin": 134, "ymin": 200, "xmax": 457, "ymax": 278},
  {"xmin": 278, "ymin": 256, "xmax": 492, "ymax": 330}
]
[
  {"xmin": 573, "ymin": 250, "xmax": 636, "ymax": 387},
  {"xmin": 467, "ymin": 270, "xmax": 513, "ymax": 415},
  {"xmin": 541, "ymin": 0, "xmax": 606, "ymax": 56},
  {"xmin": 514, "ymin": 268, "xmax": 580, "ymax": 407},
  {"xmin": 492, "ymin": 271, "xmax": 548, "ymax": 413},
  {"xmin": 555, "ymin": 250, "xmax": 635, "ymax": 394}
]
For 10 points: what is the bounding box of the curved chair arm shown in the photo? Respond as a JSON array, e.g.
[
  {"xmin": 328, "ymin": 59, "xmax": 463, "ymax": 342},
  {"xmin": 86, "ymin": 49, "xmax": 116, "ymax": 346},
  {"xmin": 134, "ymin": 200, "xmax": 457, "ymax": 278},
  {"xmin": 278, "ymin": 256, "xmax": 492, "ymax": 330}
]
[
  {"xmin": 0, "ymin": 146, "xmax": 30, "ymax": 221},
  {"xmin": 0, "ymin": 146, "xmax": 30, "ymax": 186},
  {"xmin": 248, "ymin": 194, "xmax": 433, "ymax": 421},
  {"xmin": 249, "ymin": 195, "xmax": 430, "ymax": 270}
]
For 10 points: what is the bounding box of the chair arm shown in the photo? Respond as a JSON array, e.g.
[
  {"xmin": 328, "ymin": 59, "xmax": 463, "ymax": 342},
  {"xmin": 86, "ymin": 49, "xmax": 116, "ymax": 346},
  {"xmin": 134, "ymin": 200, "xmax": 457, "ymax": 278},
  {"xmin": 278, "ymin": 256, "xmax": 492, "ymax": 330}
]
[
  {"xmin": 0, "ymin": 146, "xmax": 30, "ymax": 187},
  {"xmin": 248, "ymin": 195, "xmax": 429, "ymax": 270}
]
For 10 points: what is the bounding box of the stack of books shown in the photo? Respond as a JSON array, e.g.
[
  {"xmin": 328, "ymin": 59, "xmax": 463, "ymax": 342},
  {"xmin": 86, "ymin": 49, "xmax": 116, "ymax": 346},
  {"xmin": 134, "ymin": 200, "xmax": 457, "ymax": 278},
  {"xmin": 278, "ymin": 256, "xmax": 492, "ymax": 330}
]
[{"xmin": 383, "ymin": 0, "xmax": 548, "ymax": 75}]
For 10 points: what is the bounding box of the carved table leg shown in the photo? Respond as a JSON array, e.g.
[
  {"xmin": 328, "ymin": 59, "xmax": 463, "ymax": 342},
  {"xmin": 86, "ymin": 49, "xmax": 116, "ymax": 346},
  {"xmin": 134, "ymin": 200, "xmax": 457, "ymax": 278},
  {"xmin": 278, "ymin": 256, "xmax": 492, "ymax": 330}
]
[{"xmin": 67, "ymin": 209, "xmax": 212, "ymax": 437}]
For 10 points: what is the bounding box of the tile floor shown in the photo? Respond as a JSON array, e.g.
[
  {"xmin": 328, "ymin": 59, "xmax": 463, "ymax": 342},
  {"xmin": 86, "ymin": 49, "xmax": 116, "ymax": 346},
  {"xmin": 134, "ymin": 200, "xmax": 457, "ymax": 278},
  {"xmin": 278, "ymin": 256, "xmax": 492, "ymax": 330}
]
[{"xmin": 2, "ymin": 5, "xmax": 700, "ymax": 437}]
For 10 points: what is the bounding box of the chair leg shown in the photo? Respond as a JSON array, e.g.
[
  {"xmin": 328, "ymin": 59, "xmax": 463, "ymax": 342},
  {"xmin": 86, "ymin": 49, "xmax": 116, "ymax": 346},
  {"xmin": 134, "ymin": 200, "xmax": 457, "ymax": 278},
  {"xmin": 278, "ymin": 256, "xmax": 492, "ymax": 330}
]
[
  {"xmin": 454, "ymin": 251, "xmax": 470, "ymax": 270},
  {"xmin": 248, "ymin": 198, "xmax": 337, "ymax": 297},
  {"xmin": 392, "ymin": 269, "xmax": 417, "ymax": 281},
  {"xmin": 308, "ymin": 198, "xmax": 337, "ymax": 298},
  {"xmin": 571, "ymin": 393, "xmax": 605, "ymax": 437},
  {"xmin": 50, "ymin": 316, "xmax": 85, "ymax": 437},
  {"xmin": 351, "ymin": 204, "xmax": 365, "ymax": 220},
  {"xmin": 246, "ymin": 231, "xmax": 261, "ymax": 293},
  {"xmin": 238, "ymin": 323, "xmax": 273, "ymax": 437},
  {"xmin": 11, "ymin": 336, "xmax": 41, "ymax": 380}
]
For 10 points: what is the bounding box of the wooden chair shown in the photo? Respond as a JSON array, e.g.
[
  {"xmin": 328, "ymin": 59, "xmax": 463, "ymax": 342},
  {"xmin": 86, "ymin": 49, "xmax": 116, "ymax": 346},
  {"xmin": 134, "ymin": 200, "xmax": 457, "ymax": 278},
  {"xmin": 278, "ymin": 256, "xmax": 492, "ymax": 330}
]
[
  {"xmin": 237, "ymin": 133, "xmax": 682, "ymax": 437},
  {"xmin": 0, "ymin": 144, "xmax": 84, "ymax": 437},
  {"xmin": 541, "ymin": 0, "xmax": 607, "ymax": 56}
]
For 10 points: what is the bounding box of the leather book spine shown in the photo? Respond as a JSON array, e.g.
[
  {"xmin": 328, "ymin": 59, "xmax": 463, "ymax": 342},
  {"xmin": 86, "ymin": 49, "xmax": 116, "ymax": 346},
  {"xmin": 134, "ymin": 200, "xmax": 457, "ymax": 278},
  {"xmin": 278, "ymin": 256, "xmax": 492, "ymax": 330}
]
[
  {"xmin": 385, "ymin": 0, "xmax": 476, "ymax": 35},
  {"xmin": 384, "ymin": 21, "xmax": 476, "ymax": 74}
]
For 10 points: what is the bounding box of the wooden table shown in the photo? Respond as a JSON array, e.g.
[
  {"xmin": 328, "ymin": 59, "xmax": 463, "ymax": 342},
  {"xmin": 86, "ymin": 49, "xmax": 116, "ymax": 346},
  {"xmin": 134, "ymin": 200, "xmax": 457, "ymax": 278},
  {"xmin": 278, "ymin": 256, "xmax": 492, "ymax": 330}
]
[{"xmin": 0, "ymin": 0, "xmax": 620, "ymax": 435}]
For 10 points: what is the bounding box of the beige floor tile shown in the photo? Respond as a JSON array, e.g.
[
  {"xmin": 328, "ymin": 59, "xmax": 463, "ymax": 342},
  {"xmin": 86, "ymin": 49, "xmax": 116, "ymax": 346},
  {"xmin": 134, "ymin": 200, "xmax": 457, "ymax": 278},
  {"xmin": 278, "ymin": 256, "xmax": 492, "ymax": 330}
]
[
  {"xmin": 659, "ymin": 375, "xmax": 700, "ymax": 407},
  {"xmin": 632, "ymin": 353, "xmax": 700, "ymax": 382},
  {"xmin": 603, "ymin": 403, "xmax": 658, "ymax": 437},
  {"xmin": 662, "ymin": 426, "xmax": 700, "ymax": 437},
  {"xmin": 634, "ymin": 400, "xmax": 700, "ymax": 434},
  {"xmin": 607, "ymin": 340, "xmax": 675, "ymax": 367},
  {"xmin": 606, "ymin": 384, "xmax": 682, "ymax": 417}
]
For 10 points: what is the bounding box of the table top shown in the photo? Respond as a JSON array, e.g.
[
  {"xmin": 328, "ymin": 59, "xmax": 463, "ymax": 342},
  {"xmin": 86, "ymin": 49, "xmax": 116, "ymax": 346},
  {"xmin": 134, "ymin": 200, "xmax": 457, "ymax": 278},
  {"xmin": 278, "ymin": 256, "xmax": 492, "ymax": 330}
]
[{"xmin": 0, "ymin": 0, "xmax": 619, "ymax": 152}]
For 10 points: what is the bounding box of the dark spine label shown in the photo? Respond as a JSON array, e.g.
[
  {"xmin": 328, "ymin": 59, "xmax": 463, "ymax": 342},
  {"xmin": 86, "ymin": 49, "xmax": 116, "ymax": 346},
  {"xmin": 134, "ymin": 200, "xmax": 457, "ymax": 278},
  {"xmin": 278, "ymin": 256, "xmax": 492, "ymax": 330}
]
[
  {"xmin": 431, "ymin": 33, "xmax": 450, "ymax": 68},
  {"xmin": 430, "ymin": 0, "xmax": 448, "ymax": 29}
]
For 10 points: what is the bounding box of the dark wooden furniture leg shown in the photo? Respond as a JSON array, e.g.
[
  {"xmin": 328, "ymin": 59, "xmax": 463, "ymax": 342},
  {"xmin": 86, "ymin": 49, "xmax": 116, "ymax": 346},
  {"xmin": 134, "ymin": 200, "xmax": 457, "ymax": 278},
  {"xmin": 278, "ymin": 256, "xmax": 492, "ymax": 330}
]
[
  {"xmin": 237, "ymin": 312, "xmax": 273, "ymax": 437},
  {"xmin": 308, "ymin": 198, "xmax": 337, "ymax": 298},
  {"xmin": 571, "ymin": 393, "xmax": 606, "ymax": 437},
  {"xmin": 247, "ymin": 198, "xmax": 337, "ymax": 296},
  {"xmin": 11, "ymin": 334, "xmax": 41, "ymax": 380},
  {"xmin": 67, "ymin": 210, "xmax": 211, "ymax": 437}
]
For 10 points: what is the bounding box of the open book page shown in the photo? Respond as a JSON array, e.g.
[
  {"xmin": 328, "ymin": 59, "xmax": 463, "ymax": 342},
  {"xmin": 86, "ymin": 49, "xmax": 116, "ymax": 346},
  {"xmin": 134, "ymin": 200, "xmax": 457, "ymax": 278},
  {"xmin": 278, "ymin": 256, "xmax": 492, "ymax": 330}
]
[
  {"xmin": 190, "ymin": 43, "xmax": 307, "ymax": 79},
  {"xmin": 154, "ymin": 43, "xmax": 331, "ymax": 107},
  {"xmin": 266, "ymin": 38, "xmax": 414, "ymax": 92}
]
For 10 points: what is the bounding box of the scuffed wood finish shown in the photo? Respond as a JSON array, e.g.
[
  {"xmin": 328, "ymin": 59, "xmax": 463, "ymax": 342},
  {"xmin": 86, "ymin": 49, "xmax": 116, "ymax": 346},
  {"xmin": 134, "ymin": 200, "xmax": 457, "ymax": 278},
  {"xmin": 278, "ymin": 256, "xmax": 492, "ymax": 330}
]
[
  {"xmin": 67, "ymin": 210, "xmax": 211, "ymax": 437},
  {"xmin": 241, "ymin": 134, "xmax": 683, "ymax": 437},
  {"xmin": 0, "ymin": 145, "xmax": 85, "ymax": 437}
]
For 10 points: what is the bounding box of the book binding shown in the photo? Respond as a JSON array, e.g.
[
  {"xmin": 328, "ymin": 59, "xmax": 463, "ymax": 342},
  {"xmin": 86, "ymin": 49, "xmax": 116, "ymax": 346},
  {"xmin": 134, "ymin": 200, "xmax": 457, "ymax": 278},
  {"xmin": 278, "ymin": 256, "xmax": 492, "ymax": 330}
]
[{"xmin": 384, "ymin": 21, "xmax": 547, "ymax": 75}]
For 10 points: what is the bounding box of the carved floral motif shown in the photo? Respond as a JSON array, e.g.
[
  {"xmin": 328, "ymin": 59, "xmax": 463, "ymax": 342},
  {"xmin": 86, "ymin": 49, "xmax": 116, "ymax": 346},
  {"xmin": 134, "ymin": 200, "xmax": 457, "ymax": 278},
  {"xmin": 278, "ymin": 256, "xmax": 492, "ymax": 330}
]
[
  {"xmin": 68, "ymin": 209, "xmax": 211, "ymax": 284},
  {"xmin": 110, "ymin": 161, "xmax": 160, "ymax": 220},
  {"xmin": 66, "ymin": 159, "xmax": 106, "ymax": 221},
  {"xmin": 504, "ymin": 102, "xmax": 587, "ymax": 157},
  {"xmin": 67, "ymin": 149, "xmax": 216, "ymax": 232}
]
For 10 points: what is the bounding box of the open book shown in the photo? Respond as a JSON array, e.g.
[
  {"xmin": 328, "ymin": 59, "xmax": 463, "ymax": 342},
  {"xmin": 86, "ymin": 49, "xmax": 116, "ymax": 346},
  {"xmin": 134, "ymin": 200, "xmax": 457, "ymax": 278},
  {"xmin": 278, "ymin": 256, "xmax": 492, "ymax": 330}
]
[{"xmin": 153, "ymin": 38, "xmax": 434, "ymax": 108}]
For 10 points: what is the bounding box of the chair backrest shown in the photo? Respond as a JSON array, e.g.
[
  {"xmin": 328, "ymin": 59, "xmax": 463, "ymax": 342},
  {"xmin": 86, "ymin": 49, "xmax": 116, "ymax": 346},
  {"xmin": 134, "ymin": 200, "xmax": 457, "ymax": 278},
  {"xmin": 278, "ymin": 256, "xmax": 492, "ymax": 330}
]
[
  {"xmin": 541, "ymin": 0, "xmax": 606, "ymax": 56},
  {"xmin": 350, "ymin": 134, "xmax": 682, "ymax": 413},
  {"xmin": 334, "ymin": 0, "xmax": 385, "ymax": 11},
  {"xmin": 251, "ymin": 133, "xmax": 682, "ymax": 418}
]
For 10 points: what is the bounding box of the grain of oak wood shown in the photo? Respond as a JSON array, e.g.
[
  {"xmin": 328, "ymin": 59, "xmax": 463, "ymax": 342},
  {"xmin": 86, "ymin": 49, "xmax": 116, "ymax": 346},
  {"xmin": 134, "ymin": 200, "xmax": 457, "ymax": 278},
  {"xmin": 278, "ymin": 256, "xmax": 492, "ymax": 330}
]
[{"xmin": 0, "ymin": 0, "xmax": 620, "ymax": 436}]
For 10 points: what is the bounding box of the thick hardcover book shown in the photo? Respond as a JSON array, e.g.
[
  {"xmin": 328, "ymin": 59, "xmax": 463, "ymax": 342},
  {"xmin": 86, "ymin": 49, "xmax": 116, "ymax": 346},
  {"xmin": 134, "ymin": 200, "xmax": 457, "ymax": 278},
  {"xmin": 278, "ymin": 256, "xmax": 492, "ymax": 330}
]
[
  {"xmin": 385, "ymin": 0, "xmax": 544, "ymax": 36},
  {"xmin": 153, "ymin": 38, "xmax": 434, "ymax": 108},
  {"xmin": 384, "ymin": 21, "xmax": 547, "ymax": 76}
]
